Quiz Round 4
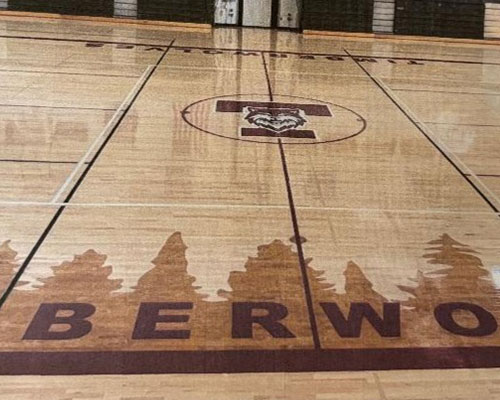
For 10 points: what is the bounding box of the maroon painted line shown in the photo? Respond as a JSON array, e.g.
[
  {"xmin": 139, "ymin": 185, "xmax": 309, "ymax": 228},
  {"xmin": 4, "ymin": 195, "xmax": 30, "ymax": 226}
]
[
  {"xmin": 261, "ymin": 52, "xmax": 274, "ymax": 102},
  {"xmin": 241, "ymin": 128, "xmax": 316, "ymax": 139},
  {"xmin": 0, "ymin": 104, "xmax": 116, "ymax": 111},
  {"xmin": 0, "ymin": 34, "xmax": 168, "ymax": 49},
  {"xmin": 171, "ymin": 45, "xmax": 500, "ymax": 66},
  {"xmin": 173, "ymin": 45, "xmax": 346, "ymax": 58},
  {"xmin": 216, "ymin": 101, "xmax": 332, "ymax": 116},
  {"xmin": 169, "ymin": 45, "xmax": 500, "ymax": 66},
  {"xmin": 0, "ymin": 35, "xmax": 495, "ymax": 67},
  {"xmin": 0, "ymin": 347, "xmax": 499, "ymax": 375},
  {"xmin": 0, "ymin": 68, "xmax": 140, "ymax": 78},
  {"xmin": 259, "ymin": 52, "xmax": 322, "ymax": 350},
  {"xmin": 349, "ymin": 54, "xmax": 500, "ymax": 66}
]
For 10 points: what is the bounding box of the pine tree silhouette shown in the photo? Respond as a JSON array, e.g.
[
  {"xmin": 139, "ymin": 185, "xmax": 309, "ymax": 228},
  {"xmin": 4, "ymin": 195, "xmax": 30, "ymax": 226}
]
[
  {"xmin": 34, "ymin": 250, "xmax": 122, "ymax": 299},
  {"xmin": 0, "ymin": 249, "xmax": 124, "ymax": 350},
  {"xmin": 311, "ymin": 260, "xmax": 393, "ymax": 348},
  {"xmin": 0, "ymin": 240, "xmax": 26, "ymax": 293},
  {"xmin": 399, "ymin": 233, "xmax": 500, "ymax": 346},
  {"xmin": 132, "ymin": 232, "xmax": 206, "ymax": 302},
  {"xmin": 126, "ymin": 232, "xmax": 210, "ymax": 350},
  {"xmin": 216, "ymin": 240, "xmax": 317, "ymax": 348}
]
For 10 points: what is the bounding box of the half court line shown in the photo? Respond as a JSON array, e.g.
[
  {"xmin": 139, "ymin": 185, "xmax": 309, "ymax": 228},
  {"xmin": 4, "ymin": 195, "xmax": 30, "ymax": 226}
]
[{"xmin": 261, "ymin": 52, "xmax": 322, "ymax": 350}]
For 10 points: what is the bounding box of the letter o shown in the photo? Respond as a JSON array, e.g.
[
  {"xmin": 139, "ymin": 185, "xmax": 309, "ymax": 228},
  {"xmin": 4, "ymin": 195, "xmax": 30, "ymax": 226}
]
[{"xmin": 434, "ymin": 302, "xmax": 498, "ymax": 337}]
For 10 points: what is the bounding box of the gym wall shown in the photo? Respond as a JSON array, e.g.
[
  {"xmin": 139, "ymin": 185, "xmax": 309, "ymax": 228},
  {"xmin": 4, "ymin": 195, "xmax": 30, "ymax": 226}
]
[
  {"xmin": 0, "ymin": 0, "xmax": 498, "ymax": 40},
  {"xmin": 7, "ymin": 0, "xmax": 114, "ymax": 17},
  {"xmin": 138, "ymin": 0, "xmax": 213, "ymax": 23},
  {"xmin": 2, "ymin": 0, "xmax": 213, "ymax": 23},
  {"xmin": 393, "ymin": 0, "xmax": 485, "ymax": 39},
  {"xmin": 302, "ymin": 0, "xmax": 374, "ymax": 32}
]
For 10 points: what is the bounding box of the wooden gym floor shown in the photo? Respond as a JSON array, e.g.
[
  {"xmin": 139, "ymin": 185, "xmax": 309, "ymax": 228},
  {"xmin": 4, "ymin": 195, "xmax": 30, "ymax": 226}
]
[{"xmin": 0, "ymin": 15, "xmax": 499, "ymax": 399}]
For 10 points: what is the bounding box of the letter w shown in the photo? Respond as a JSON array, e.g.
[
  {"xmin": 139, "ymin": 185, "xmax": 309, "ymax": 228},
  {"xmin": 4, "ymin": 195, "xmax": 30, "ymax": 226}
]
[{"xmin": 320, "ymin": 302, "xmax": 400, "ymax": 337}]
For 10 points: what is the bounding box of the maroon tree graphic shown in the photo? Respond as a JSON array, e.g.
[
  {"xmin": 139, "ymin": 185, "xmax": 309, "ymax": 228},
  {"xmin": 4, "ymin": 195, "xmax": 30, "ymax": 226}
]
[{"xmin": 399, "ymin": 234, "xmax": 500, "ymax": 346}]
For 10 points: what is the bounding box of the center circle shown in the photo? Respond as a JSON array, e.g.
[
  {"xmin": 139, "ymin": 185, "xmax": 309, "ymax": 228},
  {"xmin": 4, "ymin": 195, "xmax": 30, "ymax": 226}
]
[{"xmin": 181, "ymin": 94, "xmax": 367, "ymax": 145}]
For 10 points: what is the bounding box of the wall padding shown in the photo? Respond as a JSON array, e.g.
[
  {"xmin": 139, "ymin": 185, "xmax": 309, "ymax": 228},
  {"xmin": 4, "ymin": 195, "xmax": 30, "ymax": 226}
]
[
  {"xmin": 8, "ymin": 0, "xmax": 114, "ymax": 17},
  {"xmin": 394, "ymin": 0, "xmax": 485, "ymax": 39},
  {"xmin": 302, "ymin": 0, "xmax": 374, "ymax": 32},
  {"xmin": 138, "ymin": 0, "xmax": 213, "ymax": 23}
]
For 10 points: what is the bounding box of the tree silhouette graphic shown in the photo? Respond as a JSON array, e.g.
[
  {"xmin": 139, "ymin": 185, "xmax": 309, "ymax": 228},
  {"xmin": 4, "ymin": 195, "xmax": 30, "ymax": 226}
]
[
  {"xmin": 0, "ymin": 233, "xmax": 497, "ymax": 353},
  {"xmin": 311, "ymin": 260, "xmax": 393, "ymax": 348},
  {"xmin": 132, "ymin": 232, "xmax": 206, "ymax": 302},
  {"xmin": 0, "ymin": 248, "xmax": 124, "ymax": 350},
  {"xmin": 126, "ymin": 232, "xmax": 211, "ymax": 350},
  {"xmin": 216, "ymin": 240, "xmax": 316, "ymax": 348},
  {"xmin": 398, "ymin": 234, "xmax": 500, "ymax": 346},
  {"xmin": 34, "ymin": 250, "xmax": 122, "ymax": 298},
  {"xmin": 0, "ymin": 240, "xmax": 26, "ymax": 293}
]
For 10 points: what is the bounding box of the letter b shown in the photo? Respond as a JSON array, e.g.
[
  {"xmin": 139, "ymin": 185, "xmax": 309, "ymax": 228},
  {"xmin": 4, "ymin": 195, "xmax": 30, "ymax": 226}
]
[{"xmin": 23, "ymin": 303, "xmax": 95, "ymax": 340}]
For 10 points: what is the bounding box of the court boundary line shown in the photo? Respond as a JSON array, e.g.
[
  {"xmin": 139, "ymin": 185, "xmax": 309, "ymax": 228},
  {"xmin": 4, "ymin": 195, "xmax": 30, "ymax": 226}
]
[
  {"xmin": 0, "ymin": 39, "xmax": 176, "ymax": 311},
  {"xmin": 261, "ymin": 52, "xmax": 322, "ymax": 350},
  {"xmin": 0, "ymin": 159, "xmax": 84, "ymax": 164},
  {"xmin": 344, "ymin": 48, "xmax": 500, "ymax": 214},
  {"xmin": 171, "ymin": 45, "xmax": 500, "ymax": 66},
  {"xmin": 0, "ymin": 103, "xmax": 116, "ymax": 111},
  {"xmin": 0, "ymin": 68, "xmax": 141, "ymax": 78},
  {"xmin": 2, "ymin": 33, "xmax": 500, "ymax": 66}
]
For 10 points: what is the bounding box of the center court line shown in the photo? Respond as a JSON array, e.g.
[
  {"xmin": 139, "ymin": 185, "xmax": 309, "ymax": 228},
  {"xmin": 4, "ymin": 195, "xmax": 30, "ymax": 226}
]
[
  {"xmin": 344, "ymin": 48, "xmax": 500, "ymax": 214},
  {"xmin": 261, "ymin": 52, "xmax": 322, "ymax": 350},
  {"xmin": 50, "ymin": 64, "xmax": 154, "ymax": 203},
  {"xmin": 0, "ymin": 40, "xmax": 176, "ymax": 310}
]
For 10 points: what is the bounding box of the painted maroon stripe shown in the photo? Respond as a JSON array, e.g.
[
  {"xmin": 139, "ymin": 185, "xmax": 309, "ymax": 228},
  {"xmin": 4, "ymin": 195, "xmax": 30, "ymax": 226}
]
[
  {"xmin": 241, "ymin": 128, "xmax": 316, "ymax": 139},
  {"xmin": 216, "ymin": 101, "xmax": 332, "ymax": 116},
  {"xmin": 0, "ymin": 347, "xmax": 499, "ymax": 375}
]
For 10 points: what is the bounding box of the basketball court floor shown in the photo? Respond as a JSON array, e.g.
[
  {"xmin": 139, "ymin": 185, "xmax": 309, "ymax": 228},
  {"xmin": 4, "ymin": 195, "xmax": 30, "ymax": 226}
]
[{"xmin": 0, "ymin": 16, "xmax": 499, "ymax": 399}]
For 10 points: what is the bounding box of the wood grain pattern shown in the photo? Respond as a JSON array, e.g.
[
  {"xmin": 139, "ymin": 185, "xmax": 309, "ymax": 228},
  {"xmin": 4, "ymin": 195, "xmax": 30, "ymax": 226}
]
[{"xmin": 0, "ymin": 17, "xmax": 499, "ymax": 399}]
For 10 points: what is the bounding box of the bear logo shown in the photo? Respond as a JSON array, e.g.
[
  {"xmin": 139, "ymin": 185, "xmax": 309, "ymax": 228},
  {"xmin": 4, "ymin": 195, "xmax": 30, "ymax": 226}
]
[{"xmin": 244, "ymin": 106, "xmax": 307, "ymax": 132}]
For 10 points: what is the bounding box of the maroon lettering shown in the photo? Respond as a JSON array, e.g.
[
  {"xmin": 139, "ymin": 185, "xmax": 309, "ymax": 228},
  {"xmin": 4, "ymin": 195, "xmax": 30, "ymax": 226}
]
[
  {"xmin": 434, "ymin": 302, "xmax": 498, "ymax": 337},
  {"xmin": 132, "ymin": 302, "xmax": 193, "ymax": 339},
  {"xmin": 232, "ymin": 302, "xmax": 295, "ymax": 339},
  {"xmin": 321, "ymin": 302, "xmax": 401, "ymax": 337},
  {"xmin": 269, "ymin": 53, "xmax": 287, "ymax": 58},
  {"xmin": 203, "ymin": 50, "xmax": 224, "ymax": 55},
  {"xmin": 354, "ymin": 58, "xmax": 377, "ymax": 63},
  {"xmin": 23, "ymin": 303, "xmax": 95, "ymax": 340},
  {"xmin": 325, "ymin": 56, "xmax": 345, "ymax": 61},
  {"xmin": 86, "ymin": 43, "xmax": 105, "ymax": 48}
]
